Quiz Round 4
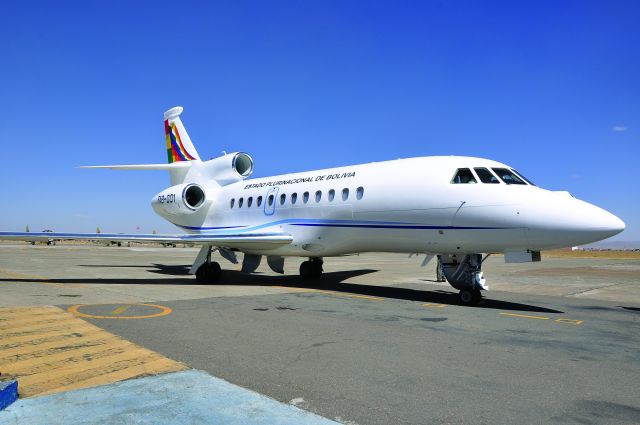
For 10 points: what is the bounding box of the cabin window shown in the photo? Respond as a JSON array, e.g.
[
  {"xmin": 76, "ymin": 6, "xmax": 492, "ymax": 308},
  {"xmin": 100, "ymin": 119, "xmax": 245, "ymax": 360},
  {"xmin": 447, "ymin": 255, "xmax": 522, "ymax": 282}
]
[
  {"xmin": 247, "ymin": 197, "xmax": 253, "ymax": 207},
  {"xmin": 238, "ymin": 197, "xmax": 244, "ymax": 208},
  {"xmin": 230, "ymin": 198, "xmax": 235, "ymax": 208},
  {"xmin": 315, "ymin": 190, "xmax": 322, "ymax": 203},
  {"xmin": 474, "ymin": 167, "xmax": 499, "ymax": 184},
  {"xmin": 291, "ymin": 193, "xmax": 298, "ymax": 205},
  {"xmin": 492, "ymin": 168, "xmax": 526, "ymax": 185},
  {"xmin": 280, "ymin": 193, "xmax": 286, "ymax": 205},
  {"xmin": 451, "ymin": 168, "xmax": 477, "ymax": 184},
  {"xmin": 257, "ymin": 196, "xmax": 263, "ymax": 207},
  {"xmin": 512, "ymin": 169, "xmax": 536, "ymax": 186},
  {"xmin": 342, "ymin": 188, "xmax": 349, "ymax": 201},
  {"xmin": 268, "ymin": 194, "xmax": 274, "ymax": 206},
  {"xmin": 303, "ymin": 191, "xmax": 309, "ymax": 204},
  {"xmin": 356, "ymin": 186, "xmax": 364, "ymax": 200},
  {"xmin": 328, "ymin": 189, "xmax": 335, "ymax": 202}
]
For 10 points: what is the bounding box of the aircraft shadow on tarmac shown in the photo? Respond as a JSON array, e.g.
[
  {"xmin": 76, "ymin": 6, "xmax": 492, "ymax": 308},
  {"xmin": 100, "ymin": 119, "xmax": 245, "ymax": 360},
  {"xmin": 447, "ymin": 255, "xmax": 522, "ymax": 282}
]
[
  {"xmin": 80, "ymin": 264, "xmax": 192, "ymax": 275},
  {"xmin": 621, "ymin": 306, "xmax": 640, "ymax": 312},
  {"xmin": 6, "ymin": 265, "xmax": 562, "ymax": 313}
]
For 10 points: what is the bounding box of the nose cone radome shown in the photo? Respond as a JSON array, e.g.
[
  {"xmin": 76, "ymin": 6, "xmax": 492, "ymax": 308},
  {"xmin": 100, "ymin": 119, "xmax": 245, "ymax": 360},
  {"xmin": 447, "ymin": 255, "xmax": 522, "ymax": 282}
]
[
  {"xmin": 525, "ymin": 193, "xmax": 625, "ymax": 249},
  {"xmin": 598, "ymin": 210, "xmax": 626, "ymax": 237},
  {"xmin": 573, "ymin": 200, "xmax": 625, "ymax": 241}
]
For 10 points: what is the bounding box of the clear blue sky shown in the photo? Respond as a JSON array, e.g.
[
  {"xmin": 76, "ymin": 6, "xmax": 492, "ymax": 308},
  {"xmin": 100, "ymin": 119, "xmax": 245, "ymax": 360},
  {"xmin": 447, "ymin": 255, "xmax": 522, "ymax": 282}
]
[{"xmin": 2, "ymin": 0, "xmax": 638, "ymax": 240}]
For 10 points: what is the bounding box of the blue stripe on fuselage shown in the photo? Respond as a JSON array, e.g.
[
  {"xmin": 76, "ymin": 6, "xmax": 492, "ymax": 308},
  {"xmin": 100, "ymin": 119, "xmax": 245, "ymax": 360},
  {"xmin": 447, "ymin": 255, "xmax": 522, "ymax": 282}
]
[{"xmin": 173, "ymin": 219, "xmax": 518, "ymax": 233}]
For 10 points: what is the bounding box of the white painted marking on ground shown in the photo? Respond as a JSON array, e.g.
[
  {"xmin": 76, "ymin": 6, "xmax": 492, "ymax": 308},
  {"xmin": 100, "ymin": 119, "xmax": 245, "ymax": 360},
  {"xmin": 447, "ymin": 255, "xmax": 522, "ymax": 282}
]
[
  {"xmin": 334, "ymin": 416, "xmax": 360, "ymax": 425},
  {"xmin": 290, "ymin": 397, "xmax": 306, "ymax": 406}
]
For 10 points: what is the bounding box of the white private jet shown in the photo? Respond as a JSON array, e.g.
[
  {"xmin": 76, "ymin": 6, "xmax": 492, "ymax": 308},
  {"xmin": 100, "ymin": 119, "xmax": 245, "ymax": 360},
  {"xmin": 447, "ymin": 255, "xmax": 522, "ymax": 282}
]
[{"xmin": 0, "ymin": 107, "xmax": 625, "ymax": 305}]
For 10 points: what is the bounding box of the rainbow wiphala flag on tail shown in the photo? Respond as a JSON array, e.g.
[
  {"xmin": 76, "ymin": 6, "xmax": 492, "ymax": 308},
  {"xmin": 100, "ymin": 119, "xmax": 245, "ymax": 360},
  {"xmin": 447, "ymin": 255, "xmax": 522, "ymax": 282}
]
[{"xmin": 165, "ymin": 119, "xmax": 197, "ymax": 163}]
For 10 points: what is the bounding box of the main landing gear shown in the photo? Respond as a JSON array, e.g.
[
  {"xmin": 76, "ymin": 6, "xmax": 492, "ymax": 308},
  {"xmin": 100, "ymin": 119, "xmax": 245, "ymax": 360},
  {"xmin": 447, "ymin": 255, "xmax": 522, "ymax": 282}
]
[
  {"xmin": 438, "ymin": 254, "xmax": 489, "ymax": 306},
  {"xmin": 195, "ymin": 247, "xmax": 222, "ymax": 284},
  {"xmin": 300, "ymin": 257, "xmax": 323, "ymax": 279},
  {"xmin": 196, "ymin": 262, "xmax": 221, "ymax": 283}
]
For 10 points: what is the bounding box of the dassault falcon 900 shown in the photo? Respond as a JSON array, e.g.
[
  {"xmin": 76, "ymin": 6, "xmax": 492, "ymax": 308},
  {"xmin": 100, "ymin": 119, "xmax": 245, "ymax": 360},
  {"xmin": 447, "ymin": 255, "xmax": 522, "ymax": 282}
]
[{"xmin": 0, "ymin": 107, "xmax": 625, "ymax": 305}]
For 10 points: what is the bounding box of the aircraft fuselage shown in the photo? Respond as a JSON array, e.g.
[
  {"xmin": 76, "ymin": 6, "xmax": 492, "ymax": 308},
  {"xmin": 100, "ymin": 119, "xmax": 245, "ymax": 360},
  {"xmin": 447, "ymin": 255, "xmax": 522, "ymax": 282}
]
[{"xmin": 152, "ymin": 155, "xmax": 624, "ymax": 257}]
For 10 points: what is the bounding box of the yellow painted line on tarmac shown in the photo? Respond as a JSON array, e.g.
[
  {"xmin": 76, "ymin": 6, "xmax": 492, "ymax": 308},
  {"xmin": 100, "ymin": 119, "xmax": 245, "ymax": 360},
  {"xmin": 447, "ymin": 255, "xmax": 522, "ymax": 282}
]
[
  {"xmin": 312, "ymin": 289, "xmax": 384, "ymax": 301},
  {"xmin": 500, "ymin": 312, "xmax": 584, "ymax": 325},
  {"xmin": 0, "ymin": 268, "xmax": 86, "ymax": 288},
  {"xmin": 0, "ymin": 306, "xmax": 186, "ymax": 398},
  {"xmin": 422, "ymin": 303, "xmax": 447, "ymax": 308},
  {"xmin": 68, "ymin": 304, "xmax": 172, "ymax": 320},
  {"xmin": 43, "ymin": 281, "xmax": 87, "ymax": 289},
  {"xmin": 0, "ymin": 306, "xmax": 66, "ymax": 318},
  {"xmin": 555, "ymin": 318, "xmax": 583, "ymax": 326},
  {"xmin": 1, "ymin": 328, "xmax": 111, "ymax": 358},
  {"xmin": 0, "ymin": 268, "xmax": 49, "ymax": 281},
  {"xmin": 0, "ymin": 320, "xmax": 114, "ymax": 341},
  {"xmin": 111, "ymin": 305, "xmax": 131, "ymax": 315},
  {"xmin": 4, "ymin": 340, "xmax": 138, "ymax": 376},
  {"xmin": 273, "ymin": 286, "xmax": 317, "ymax": 293},
  {"xmin": 274, "ymin": 286, "xmax": 384, "ymax": 301},
  {"xmin": 1, "ymin": 322, "xmax": 99, "ymax": 348},
  {"xmin": 1, "ymin": 334, "xmax": 124, "ymax": 363},
  {"xmin": 37, "ymin": 357, "xmax": 182, "ymax": 397},
  {"xmin": 0, "ymin": 314, "xmax": 79, "ymax": 332},
  {"xmin": 500, "ymin": 312, "xmax": 550, "ymax": 320}
]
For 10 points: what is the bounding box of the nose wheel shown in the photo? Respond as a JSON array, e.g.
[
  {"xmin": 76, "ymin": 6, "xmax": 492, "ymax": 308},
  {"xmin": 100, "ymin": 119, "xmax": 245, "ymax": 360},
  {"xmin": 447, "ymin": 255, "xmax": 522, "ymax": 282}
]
[
  {"xmin": 438, "ymin": 254, "xmax": 489, "ymax": 306},
  {"xmin": 458, "ymin": 288, "xmax": 482, "ymax": 306}
]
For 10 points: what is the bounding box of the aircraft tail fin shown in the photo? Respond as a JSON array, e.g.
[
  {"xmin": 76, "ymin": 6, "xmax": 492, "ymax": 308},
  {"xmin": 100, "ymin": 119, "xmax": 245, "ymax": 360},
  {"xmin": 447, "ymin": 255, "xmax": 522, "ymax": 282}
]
[
  {"xmin": 82, "ymin": 106, "xmax": 200, "ymax": 185},
  {"xmin": 164, "ymin": 106, "xmax": 201, "ymax": 163}
]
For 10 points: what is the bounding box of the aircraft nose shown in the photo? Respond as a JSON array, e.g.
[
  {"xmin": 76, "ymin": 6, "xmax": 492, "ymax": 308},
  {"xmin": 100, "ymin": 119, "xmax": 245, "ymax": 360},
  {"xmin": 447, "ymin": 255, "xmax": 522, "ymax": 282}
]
[
  {"xmin": 525, "ymin": 192, "xmax": 625, "ymax": 248},
  {"xmin": 593, "ymin": 208, "xmax": 625, "ymax": 238},
  {"xmin": 566, "ymin": 199, "xmax": 625, "ymax": 242}
]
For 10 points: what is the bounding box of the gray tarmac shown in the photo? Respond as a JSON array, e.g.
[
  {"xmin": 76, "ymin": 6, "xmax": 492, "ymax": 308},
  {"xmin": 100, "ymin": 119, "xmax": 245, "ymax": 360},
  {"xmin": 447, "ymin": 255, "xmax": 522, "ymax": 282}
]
[{"xmin": 1, "ymin": 244, "xmax": 639, "ymax": 424}]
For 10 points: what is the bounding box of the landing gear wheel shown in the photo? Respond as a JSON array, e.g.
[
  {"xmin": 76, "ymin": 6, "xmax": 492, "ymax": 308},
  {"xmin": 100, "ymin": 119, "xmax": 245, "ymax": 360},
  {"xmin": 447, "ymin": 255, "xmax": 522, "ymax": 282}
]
[
  {"xmin": 459, "ymin": 289, "xmax": 482, "ymax": 306},
  {"xmin": 196, "ymin": 262, "xmax": 221, "ymax": 284},
  {"xmin": 311, "ymin": 261, "xmax": 323, "ymax": 279},
  {"xmin": 299, "ymin": 261, "xmax": 313, "ymax": 279},
  {"xmin": 300, "ymin": 260, "xmax": 323, "ymax": 279}
]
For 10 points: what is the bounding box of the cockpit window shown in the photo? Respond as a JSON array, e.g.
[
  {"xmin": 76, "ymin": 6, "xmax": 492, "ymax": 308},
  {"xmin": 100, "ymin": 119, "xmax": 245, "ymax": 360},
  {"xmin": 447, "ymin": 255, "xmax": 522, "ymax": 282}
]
[
  {"xmin": 451, "ymin": 168, "xmax": 477, "ymax": 184},
  {"xmin": 474, "ymin": 167, "xmax": 500, "ymax": 184},
  {"xmin": 511, "ymin": 169, "xmax": 536, "ymax": 186},
  {"xmin": 492, "ymin": 168, "xmax": 527, "ymax": 185}
]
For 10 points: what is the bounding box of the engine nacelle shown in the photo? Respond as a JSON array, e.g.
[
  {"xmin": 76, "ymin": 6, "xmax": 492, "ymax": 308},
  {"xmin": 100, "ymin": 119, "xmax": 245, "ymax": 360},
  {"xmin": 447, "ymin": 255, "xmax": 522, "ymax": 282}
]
[
  {"xmin": 203, "ymin": 152, "xmax": 254, "ymax": 186},
  {"xmin": 152, "ymin": 183, "xmax": 208, "ymax": 218}
]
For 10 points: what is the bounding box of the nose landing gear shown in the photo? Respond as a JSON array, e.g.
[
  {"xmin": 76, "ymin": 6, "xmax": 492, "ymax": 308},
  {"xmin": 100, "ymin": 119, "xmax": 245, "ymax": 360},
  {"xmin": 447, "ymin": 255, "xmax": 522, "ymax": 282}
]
[
  {"xmin": 458, "ymin": 287, "xmax": 482, "ymax": 306},
  {"xmin": 438, "ymin": 254, "xmax": 489, "ymax": 306}
]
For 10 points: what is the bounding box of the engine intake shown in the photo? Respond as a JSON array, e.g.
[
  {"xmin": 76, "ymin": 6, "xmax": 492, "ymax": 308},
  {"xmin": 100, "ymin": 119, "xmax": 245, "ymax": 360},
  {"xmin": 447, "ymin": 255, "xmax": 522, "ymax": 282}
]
[
  {"xmin": 233, "ymin": 152, "xmax": 254, "ymax": 177},
  {"xmin": 201, "ymin": 151, "xmax": 254, "ymax": 186},
  {"xmin": 152, "ymin": 183, "xmax": 210, "ymax": 219},
  {"xmin": 183, "ymin": 184, "xmax": 206, "ymax": 210}
]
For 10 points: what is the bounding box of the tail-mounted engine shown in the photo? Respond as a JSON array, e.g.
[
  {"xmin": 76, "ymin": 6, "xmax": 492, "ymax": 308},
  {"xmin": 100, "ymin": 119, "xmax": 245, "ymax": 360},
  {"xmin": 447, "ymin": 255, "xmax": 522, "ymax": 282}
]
[
  {"xmin": 152, "ymin": 182, "xmax": 209, "ymax": 218},
  {"xmin": 204, "ymin": 152, "xmax": 254, "ymax": 186},
  {"xmin": 182, "ymin": 184, "xmax": 206, "ymax": 210},
  {"xmin": 151, "ymin": 152, "xmax": 253, "ymax": 223}
]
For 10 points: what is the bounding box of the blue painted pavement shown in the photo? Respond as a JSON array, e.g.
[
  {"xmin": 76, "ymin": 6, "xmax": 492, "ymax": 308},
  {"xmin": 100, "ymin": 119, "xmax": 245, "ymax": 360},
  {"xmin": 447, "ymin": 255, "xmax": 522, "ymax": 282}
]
[
  {"xmin": 0, "ymin": 381, "xmax": 18, "ymax": 411},
  {"xmin": 0, "ymin": 370, "xmax": 339, "ymax": 425}
]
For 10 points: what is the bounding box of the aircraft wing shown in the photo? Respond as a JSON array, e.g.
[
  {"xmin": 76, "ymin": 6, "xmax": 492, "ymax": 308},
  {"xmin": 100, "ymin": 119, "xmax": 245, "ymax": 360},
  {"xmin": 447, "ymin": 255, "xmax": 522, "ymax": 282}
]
[{"xmin": 0, "ymin": 231, "xmax": 293, "ymax": 249}]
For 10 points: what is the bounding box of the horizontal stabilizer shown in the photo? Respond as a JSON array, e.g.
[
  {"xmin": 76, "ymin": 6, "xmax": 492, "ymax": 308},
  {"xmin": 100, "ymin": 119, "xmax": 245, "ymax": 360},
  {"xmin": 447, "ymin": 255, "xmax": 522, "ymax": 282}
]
[{"xmin": 79, "ymin": 162, "xmax": 192, "ymax": 171}]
